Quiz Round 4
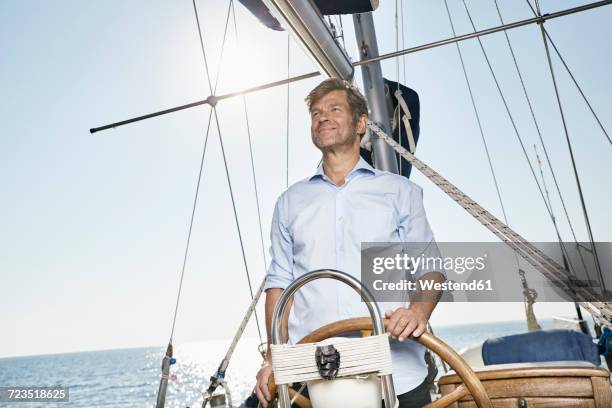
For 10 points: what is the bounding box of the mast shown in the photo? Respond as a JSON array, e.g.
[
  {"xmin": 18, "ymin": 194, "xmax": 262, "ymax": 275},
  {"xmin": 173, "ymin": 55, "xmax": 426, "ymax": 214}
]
[
  {"xmin": 260, "ymin": 0, "xmax": 399, "ymax": 173},
  {"xmin": 353, "ymin": 12, "xmax": 399, "ymax": 173}
]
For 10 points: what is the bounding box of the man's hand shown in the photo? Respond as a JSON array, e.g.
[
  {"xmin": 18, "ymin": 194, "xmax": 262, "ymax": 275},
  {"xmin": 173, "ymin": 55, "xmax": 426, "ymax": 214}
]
[
  {"xmin": 255, "ymin": 288, "xmax": 287, "ymax": 408},
  {"xmin": 385, "ymin": 307, "xmax": 428, "ymax": 341},
  {"xmin": 255, "ymin": 361, "xmax": 274, "ymax": 407}
]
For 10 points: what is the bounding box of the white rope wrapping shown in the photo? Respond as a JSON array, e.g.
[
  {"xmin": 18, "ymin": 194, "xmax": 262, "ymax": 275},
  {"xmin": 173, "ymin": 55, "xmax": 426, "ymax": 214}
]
[
  {"xmin": 393, "ymin": 90, "xmax": 416, "ymax": 153},
  {"xmin": 271, "ymin": 334, "xmax": 393, "ymax": 385}
]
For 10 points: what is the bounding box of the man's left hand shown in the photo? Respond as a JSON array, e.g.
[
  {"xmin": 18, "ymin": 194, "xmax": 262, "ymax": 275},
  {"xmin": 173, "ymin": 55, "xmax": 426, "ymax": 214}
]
[{"xmin": 385, "ymin": 307, "xmax": 428, "ymax": 341}]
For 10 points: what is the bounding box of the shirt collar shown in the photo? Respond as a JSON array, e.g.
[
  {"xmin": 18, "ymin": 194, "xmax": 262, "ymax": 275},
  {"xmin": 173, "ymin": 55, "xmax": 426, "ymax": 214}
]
[{"xmin": 310, "ymin": 156, "xmax": 376, "ymax": 182}]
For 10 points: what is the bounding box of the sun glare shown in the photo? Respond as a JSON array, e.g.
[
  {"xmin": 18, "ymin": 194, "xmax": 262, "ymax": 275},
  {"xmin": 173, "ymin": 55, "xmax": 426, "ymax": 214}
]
[{"xmin": 219, "ymin": 40, "xmax": 278, "ymax": 93}]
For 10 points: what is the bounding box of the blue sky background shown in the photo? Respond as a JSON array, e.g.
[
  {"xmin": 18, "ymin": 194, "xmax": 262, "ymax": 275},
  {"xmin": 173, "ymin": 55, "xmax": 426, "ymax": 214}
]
[{"xmin": 1, "ymin": 0, "xmax": 610, "ymax": 357}]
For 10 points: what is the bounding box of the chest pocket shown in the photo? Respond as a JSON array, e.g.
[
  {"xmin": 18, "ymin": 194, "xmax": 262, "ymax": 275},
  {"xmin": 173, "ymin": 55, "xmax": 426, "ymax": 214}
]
[
  {"xmin": 290, "ymin": 201, "xmax": 334, "ymax": 254},
  {"xmin": 349, "ymin": 207, "xmax": 397, "ymax": 244}
]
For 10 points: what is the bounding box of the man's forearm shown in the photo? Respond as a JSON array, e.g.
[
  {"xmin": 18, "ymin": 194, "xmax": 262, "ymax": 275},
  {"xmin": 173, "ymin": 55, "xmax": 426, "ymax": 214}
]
[
  {"xmin": 409, "ymin": 271, "xmax": 445, "ymax": 319},
  {"xmin": 264, "ymin": 288, "xmax": 291, "ymax": 361}
]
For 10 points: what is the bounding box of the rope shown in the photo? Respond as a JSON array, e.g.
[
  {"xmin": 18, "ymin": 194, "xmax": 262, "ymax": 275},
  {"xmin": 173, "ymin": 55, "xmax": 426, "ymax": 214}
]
[
  {"xmin": 532, "ymin": 0, "xmax": 606, "ymax": 293},
  {"xmin": 215, "ymin": 278, "xmax": 267, "ymax": 377},
  {"xmin": 519, "ymin": 269, "xmax": 541, "ymax": 331},
  {"xmin": 368, "ymin": 121, "xmax": 612, "ymax": 330},
  {"xmin": 290, "ymin": 383, "xmax": 307, "ymax": 405},
  {"xmin": 271, "ymin": 335, "xmax": 393, "ymax": 385}
]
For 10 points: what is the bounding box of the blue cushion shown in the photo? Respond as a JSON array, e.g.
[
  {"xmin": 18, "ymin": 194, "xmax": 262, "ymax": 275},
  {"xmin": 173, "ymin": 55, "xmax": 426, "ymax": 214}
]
[{"xmin": 482, "ymin": 329, "xmax": 600, "ymax": 366}]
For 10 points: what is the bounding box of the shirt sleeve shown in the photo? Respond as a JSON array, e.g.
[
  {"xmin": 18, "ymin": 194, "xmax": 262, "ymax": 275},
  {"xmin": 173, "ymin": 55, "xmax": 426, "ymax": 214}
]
[
  {"xmin": 398, "ymin": 182, "xmax": 445, "ymax": 280},
  {"xmin": 264, "ymin": 193, "xmax": 294, "ymax": 290}
]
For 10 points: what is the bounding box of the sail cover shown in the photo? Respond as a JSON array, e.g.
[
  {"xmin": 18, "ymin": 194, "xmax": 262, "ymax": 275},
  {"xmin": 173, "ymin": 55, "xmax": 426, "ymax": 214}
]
[
  {"xmin": 238, "ymin": 0, "xmax": 283, "ymax": 31},
  {"xmin": 239, "ymin": 0, "xmax": 380, "ymax": 31},
  {"xmin": 312, "ymin": 0, "xmax": 380, "ymax": 15},
  {"xmin": 361, "ymin": 78, "xmax": 421, "ymax": 178}
]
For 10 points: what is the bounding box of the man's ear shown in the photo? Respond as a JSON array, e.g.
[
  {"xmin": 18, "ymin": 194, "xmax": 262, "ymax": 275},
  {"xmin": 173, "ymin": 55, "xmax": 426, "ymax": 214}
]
[{"xmin": 356, "ymin": 114, "xmax": 368, "ymax": 136}]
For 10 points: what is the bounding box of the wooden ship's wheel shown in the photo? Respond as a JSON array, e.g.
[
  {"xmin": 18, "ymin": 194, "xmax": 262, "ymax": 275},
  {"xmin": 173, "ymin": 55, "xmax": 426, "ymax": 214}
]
[
  {"xmin": 269, "ymin": 317, "xmax": 612, "ymax": 407},
  {"xmin": 269, "ymin": 317, "xmax": 493, "ymax": 408}
]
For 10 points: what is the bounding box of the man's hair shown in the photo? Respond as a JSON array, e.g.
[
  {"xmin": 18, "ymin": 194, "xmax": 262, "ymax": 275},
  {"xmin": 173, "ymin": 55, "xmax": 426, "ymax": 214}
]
[{"xmin": 305, "ymin": 78, "xmax": 368, "ymax": 125}]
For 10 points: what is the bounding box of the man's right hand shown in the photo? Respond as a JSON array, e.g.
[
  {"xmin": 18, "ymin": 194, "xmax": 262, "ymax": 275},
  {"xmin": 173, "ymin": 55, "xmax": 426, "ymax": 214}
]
[{"xmin": 255, "ymin": 362, "xmax": 274, "ymax": 407}]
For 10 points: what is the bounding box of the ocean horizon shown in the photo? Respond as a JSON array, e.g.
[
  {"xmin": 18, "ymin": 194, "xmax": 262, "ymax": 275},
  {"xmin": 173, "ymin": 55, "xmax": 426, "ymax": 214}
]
[{"xmin": 0, "ymin": 319, "xmax": 600, "ymax": 407}]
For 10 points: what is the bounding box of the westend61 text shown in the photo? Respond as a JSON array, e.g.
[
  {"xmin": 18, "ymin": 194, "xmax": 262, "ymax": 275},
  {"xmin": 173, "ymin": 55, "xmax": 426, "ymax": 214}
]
[{"xmin": 372, "ymin": 279, "xmax": 493, "ymax": 292}]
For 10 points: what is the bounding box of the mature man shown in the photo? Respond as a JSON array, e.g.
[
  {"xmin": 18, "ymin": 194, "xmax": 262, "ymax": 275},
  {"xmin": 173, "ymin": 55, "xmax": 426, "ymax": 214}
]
[{"xmin": 255, "ymin": 78, "xmax": 444, "ymax": 408}]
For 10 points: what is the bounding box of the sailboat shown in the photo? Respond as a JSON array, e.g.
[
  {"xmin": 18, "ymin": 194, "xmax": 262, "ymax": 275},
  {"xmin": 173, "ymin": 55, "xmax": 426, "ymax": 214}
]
[{"xmin": 90, "ymin": 0, "xmax": 612, "ymax": 406}]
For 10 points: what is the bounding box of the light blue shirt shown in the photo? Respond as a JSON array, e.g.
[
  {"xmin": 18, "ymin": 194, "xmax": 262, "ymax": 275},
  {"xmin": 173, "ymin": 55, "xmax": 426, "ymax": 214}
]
[{"xmin": 265, "ymin": 156, "xmax": 441, "ymax": 393}]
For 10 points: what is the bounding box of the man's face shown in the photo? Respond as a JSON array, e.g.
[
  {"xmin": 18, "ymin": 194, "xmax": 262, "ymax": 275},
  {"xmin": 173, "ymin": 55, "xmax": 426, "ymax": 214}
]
[{"xmin": 310, "ymin": 90, "xmax": 364, "ymax": 151}]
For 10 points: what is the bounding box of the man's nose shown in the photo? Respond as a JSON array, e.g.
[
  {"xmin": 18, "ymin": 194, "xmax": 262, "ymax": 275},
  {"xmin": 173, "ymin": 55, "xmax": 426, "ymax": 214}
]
[{"xmin": 317, "ymin": 110, "xmax": 330, "ymax": 122}]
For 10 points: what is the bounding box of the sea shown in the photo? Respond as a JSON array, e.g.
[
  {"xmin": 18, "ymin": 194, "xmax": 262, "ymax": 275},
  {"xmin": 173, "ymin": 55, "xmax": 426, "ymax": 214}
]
[{"xmin": 0, "ymin": 319, "xmax": 603, "ymax": 407}]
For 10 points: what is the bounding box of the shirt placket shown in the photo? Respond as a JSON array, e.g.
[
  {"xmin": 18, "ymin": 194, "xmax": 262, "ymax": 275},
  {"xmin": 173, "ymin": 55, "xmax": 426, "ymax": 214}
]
[
  {"xmin": 336, "ymin": 175, "xmax": 357, "ymax": 318},
  {"xmin": 334, "ymin": 185, "xmax": 343, "ymax": 319}
]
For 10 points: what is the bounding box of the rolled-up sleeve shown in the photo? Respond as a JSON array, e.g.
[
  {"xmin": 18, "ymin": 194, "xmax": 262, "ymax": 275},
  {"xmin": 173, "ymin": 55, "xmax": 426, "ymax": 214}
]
[
  {"xmin": 264, "ymin": 193, "xmax": 294, "ymax": 290},
  {"xmin": 399, "ymin": 183, "xmax": 444, "ymax": 279}
]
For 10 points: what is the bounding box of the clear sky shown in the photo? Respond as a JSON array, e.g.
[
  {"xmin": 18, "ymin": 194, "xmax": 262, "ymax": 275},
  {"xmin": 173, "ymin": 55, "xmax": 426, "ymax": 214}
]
[{"xmin": 1, "ymin": 0, "xmax": 610, "ymax": 358}]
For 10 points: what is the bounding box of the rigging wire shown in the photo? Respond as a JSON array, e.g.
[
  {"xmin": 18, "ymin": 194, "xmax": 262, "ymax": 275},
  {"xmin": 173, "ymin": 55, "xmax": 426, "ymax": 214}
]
[
  {"xmin": 395, "ymin": 0, "xmax": 403, "ymax": 176},
  {"xmin": 444, "ymin": 0, "xmax": 539, "ymax": 328},
  {"xmin": 175, "ymin": 0, "xmax": 263, "ymax": 345},
  {"xmin": 169, "ymin": 107, "xmax": 215, "ymax": 343},
  {"xmin": 457, "ymin": 0, "xmax": 570, "ymax": 253},
  {"xmin": 338, "ymin": 15, "xmax": 347, "ymax": 51},
  {"xmin": 167, "ymin": 0, "xmax": 236, "ymax": 342},
  {"xmin": 228, "ymin": 0, "xmax": 270, "ymax": 345},
  {"xmin": 458, "ymin": 0, "xmax": 606, "ymax": 300},
  {"xmin": 534, "ymin": 145, "xmax": 556, "ymax": 224},
  {"xmin": 443, "ymin": 0, "xmax": 510, "ymax": 226},
  {"xmin": 354, "ymin": 0, "xmax": 612, "ymax": 67},
  {"xmin": 400, "ymin": 0, "xmax": 407, "ymax": 85},
  {"xmin": 532, "ymin": 0, "xmax": 606, "ymax": 293},
  {"xmin": 491, "ymin": 0, "xmax": 589, "ymax": 280},
  {"xmin": 286, "ymin": 33, "xmax": 290, "ymax": 189},
  {"xmin": 229, "ymin": 0, "xmax": 269, "ymax": 272},
  {"xmin": 204, "ymin": 0, "xmax": 264, "ymax": 343},
  {"xmin": 90, "ymin": 1, "xmax": 612, "ymax": 135},
  {"xmin": 523, "ymin": 1, "xmax": 611, "ymax": 148},
  {"xmin": 492, "ymin": 0, "xmax": 581, "ymax": 245}
]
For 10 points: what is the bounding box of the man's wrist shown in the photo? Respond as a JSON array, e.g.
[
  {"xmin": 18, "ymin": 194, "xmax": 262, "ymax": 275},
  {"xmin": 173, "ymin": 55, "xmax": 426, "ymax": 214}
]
[{"xmin": 407, "ymin": 303, "xmax": 432, "ymax": 320}]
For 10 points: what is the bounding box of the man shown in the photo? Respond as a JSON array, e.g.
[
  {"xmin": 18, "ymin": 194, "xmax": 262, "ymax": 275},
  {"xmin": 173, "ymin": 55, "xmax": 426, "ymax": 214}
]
[{"xmin": 255, "ymin": 78, "xmax": 444, "ymax": 408}]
